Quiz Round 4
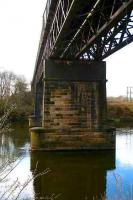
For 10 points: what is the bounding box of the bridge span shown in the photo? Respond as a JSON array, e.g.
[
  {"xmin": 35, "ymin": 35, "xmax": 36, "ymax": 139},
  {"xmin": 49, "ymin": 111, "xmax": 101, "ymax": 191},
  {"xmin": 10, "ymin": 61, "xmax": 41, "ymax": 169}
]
[{"xmin": 29, "ymin": 0, "xmax": 133, "ymax": 150}]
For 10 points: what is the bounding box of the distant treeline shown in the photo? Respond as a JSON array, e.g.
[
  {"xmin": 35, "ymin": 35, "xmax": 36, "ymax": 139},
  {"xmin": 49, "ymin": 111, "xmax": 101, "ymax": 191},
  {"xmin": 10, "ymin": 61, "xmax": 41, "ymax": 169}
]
[{"xmin": 0, "ymin": 71, "xmax": 34, "ymax": 121}]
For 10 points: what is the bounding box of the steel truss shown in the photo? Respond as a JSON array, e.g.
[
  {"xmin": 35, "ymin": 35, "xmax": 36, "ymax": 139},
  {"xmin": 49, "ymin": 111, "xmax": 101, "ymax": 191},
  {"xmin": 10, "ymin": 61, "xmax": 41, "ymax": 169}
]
[
  {"xmin": 80, "ymin": 10, "xmax": 133, "ymax": 60},
  {"xmin": 33, "ymin": 0, "xmax": 133, "ymax": 85},
  {"xmin": 43, "ymin": 0, "xmax": 133, "ymax": 60},
  {"xmin": 43, "ymin": 0, "xmax": 74, "ymax": 59}
]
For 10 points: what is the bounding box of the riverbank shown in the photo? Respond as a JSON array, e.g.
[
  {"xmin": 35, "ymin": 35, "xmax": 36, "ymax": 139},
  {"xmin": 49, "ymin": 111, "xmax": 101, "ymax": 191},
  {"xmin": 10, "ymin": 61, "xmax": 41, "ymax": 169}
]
[
  {"xmin": 0, "ymin": 92, "xmax": 33, "ymax": 122},
  {"xmin": 1, "ymin": 97, "xmax": 133, "ymax": 127},
  {"xmin": 107, "ymin": 100, "xmax": 133, "ymax": 127}
]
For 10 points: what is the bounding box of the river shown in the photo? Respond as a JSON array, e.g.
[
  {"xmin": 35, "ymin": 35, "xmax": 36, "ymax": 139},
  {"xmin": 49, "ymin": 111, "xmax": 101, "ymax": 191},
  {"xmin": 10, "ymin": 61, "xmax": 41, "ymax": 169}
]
[{"xmin": 0, "ymin": 123, "xmax": 133, "ymax": 200}]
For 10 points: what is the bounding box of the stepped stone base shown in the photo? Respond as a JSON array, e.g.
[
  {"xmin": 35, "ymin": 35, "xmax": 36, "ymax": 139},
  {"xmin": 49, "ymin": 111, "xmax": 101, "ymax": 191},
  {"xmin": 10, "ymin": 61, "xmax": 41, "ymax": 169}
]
[{"xmin": 30, "ymin": 127, "xmax": 115, "ymax": 151}]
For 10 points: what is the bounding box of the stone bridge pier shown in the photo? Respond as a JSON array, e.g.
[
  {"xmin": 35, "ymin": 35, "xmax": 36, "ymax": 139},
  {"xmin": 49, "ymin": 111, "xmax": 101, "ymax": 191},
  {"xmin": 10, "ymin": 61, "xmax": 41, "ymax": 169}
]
[
  {"xmin": 30, "ymin": 60, "xmax": 115, "ymax": 150},
  {"xmin": 29, "ymin": 79, "xmax": 43, "ymax": 128}
]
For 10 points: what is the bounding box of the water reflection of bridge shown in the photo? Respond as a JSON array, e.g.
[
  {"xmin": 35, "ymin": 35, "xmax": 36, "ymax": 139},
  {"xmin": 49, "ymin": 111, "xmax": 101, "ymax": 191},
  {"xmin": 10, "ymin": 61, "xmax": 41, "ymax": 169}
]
[
  {"xmin": 30, "ymin": 0, "xmax": 133, "ymax": 150},
  {"xmin": 31, "ymin": 151, "xmax": 115, "ymax": 200}
]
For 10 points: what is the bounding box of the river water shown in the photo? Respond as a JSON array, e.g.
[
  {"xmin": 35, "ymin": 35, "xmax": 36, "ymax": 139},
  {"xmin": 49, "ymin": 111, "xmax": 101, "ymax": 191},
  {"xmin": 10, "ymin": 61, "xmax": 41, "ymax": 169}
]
[{"xmin": 0, "ymin": 123, "xmax": 133, "ymax": 200}]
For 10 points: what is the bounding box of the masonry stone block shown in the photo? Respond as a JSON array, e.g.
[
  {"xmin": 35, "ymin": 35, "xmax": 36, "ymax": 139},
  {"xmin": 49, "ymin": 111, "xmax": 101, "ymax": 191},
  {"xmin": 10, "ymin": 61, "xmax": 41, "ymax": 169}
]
[{"xmin": 30, "ymin": 60, "xmax": 115, "ymax": 150}]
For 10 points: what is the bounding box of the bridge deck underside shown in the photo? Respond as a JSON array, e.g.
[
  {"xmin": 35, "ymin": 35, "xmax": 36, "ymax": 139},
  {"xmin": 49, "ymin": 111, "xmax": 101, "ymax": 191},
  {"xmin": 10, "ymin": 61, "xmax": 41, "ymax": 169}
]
[
  {"xmin": 33, "ymin": 0, "xmax": 133, "ymax": 85},
  {"xmin": 44, "ymin": 0, "xmax": 133, "ymax": 60}
]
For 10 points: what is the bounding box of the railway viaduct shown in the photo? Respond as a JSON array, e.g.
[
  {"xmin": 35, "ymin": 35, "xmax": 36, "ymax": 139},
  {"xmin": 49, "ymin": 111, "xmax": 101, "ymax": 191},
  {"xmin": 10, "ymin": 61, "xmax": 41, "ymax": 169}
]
[{"xmin": 29, "ymin": 0, "xmax": 133, "ymax": 150}]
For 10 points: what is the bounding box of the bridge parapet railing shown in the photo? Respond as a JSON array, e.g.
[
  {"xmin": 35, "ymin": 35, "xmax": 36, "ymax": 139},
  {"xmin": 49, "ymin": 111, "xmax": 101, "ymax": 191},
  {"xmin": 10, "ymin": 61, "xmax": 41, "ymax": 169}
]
[
  {"xmin": 32, "ymin": 0, "xmax": 54, "ymax": 86},
  {"xmin": 40, "ymin": 0, "xmax": 52, "ymax": 44},
  {"xmin": 43, "ymin": 0, "xmax": 52, "ymax": 25}
]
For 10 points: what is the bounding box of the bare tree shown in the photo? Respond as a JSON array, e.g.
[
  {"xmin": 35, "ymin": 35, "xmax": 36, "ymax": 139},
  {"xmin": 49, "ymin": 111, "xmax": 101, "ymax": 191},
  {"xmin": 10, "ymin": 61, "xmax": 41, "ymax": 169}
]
[
  {"xmin": 0, "ymin": 71, "xmax": 16, "ymax": 99},
  {"xmin": 14, "ymin": 76, "xmax": 28, "ymax": 95},
  {"xmin": 0, "ymin": 71, "xmax": 29, "ymax": 99}
]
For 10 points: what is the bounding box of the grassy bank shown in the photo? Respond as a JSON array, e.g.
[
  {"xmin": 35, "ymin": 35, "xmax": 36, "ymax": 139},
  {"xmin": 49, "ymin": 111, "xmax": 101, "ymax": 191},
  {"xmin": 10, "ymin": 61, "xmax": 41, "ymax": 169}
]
[{"xmin": 107, "ymin": 99, "xmax": 133, "ymax": 127}]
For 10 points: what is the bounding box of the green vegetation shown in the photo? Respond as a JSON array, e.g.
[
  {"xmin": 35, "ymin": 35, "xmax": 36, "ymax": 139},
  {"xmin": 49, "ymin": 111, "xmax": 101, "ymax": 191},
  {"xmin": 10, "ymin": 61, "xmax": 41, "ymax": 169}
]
[
  {"xmin": 107, "ymin": 97, "xmax": 133, "ymax": 127},
  {"xmin": 0, "ymin": 71, "xmax": 33, "ymax": 122}
]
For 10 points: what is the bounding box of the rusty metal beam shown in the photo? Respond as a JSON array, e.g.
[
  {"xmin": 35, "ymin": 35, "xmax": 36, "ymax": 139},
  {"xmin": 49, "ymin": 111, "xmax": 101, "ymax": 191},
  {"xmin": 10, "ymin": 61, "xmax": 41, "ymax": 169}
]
[{"xmin": 76, "ymin": 0, "xmax": 133, "ymax": 58}]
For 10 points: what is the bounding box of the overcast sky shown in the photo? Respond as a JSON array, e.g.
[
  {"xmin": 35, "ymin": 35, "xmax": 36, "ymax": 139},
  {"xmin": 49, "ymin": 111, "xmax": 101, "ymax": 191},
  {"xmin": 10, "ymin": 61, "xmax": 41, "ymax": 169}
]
[
  {"xmin": 0, "ymin": 0, "xmax": 133, "ymax": 97},
  {"xmin": 0, "ymin": 0, "xmax": 46, "ymax": 80}
]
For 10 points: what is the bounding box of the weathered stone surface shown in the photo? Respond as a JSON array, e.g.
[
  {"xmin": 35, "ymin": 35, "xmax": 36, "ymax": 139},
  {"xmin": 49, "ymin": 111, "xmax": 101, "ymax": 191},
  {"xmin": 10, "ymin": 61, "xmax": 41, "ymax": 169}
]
[
  {"xmin": 30, "ymin": 60, "xmax": 115, "ymax": 150},
  {"xmin": 29, "ymin": 115, "xmax": 42, "ymax": 128},
  {"xmin": 30, "ymin": 128, "xmax": 115, "ymax": 150},
  {"xmin": 43, "ymin": 80, "xmax": 106, "ymax": 133}
]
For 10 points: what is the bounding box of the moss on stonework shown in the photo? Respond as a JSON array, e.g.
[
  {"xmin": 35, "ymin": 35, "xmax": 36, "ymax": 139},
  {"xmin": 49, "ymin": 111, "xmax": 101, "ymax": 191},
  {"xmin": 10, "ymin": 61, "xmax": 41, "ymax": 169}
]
[{"xmin": 30, "ymin": 127, "xmax": 57, "ymax": 133}]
